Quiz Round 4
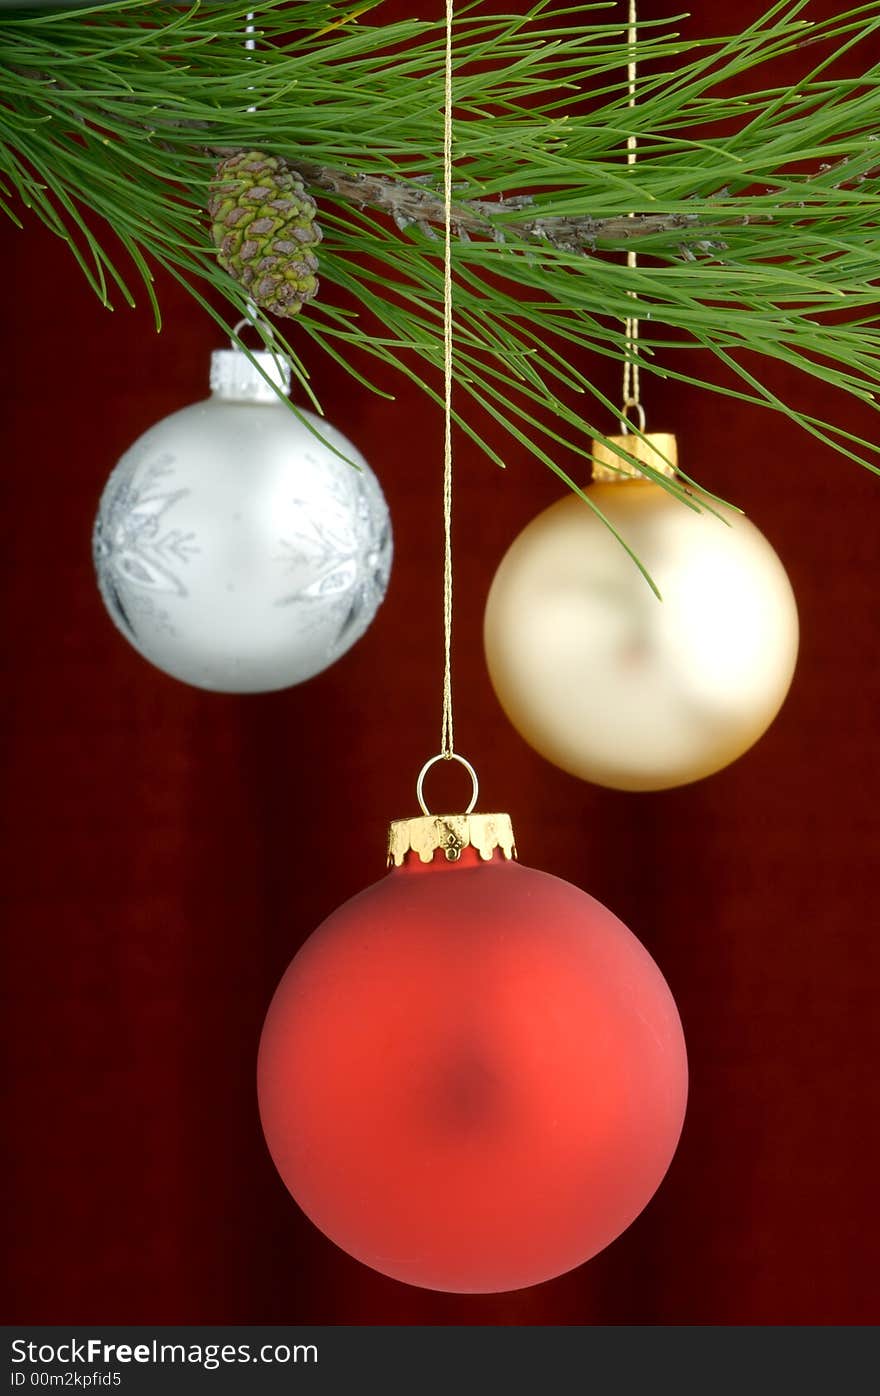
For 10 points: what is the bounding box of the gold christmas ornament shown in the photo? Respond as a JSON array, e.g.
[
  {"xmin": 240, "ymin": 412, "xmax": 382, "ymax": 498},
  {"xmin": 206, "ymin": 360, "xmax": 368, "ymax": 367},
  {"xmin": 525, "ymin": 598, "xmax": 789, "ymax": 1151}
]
[{"xmin": 483, "ymin": 433, "xmax": 799, "ymax": 792}]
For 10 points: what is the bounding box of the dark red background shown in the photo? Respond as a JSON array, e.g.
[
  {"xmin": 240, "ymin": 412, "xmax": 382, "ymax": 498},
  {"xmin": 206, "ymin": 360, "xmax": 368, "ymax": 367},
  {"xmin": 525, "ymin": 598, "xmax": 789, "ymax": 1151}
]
[{"xmin": 2, "ymin": 0, "xmax": 878, "ymax": 1324}]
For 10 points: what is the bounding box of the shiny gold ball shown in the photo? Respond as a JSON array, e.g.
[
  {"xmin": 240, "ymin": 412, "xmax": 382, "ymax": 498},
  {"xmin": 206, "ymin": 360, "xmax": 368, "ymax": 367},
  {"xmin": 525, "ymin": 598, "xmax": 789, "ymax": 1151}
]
[{"xmin": 484, "ymin": 480, "xmax": 799, "ymax": 791}]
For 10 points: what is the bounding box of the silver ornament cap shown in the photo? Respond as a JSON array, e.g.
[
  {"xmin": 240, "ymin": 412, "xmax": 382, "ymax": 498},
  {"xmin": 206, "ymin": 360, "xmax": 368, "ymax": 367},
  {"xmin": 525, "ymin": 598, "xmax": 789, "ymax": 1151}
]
[{"xmin": 209, "ymin": 348, "xmax": 291, "ymax": 402}]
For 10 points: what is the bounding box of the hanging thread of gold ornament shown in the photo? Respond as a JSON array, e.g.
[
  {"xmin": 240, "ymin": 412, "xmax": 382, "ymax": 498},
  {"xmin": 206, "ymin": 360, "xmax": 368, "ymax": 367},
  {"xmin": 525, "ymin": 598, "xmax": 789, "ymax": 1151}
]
[
  {"xmin": 415, "ymin": 0, "xmax": 480, "ymax": 816},
  {"xmin": 621, "ymin": 0, "xmax": 645, "ymax": 434}
]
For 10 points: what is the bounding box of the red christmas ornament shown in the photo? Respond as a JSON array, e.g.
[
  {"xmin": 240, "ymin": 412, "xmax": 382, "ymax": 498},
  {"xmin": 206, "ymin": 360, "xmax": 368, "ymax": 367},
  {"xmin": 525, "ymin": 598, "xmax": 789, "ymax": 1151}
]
[{"xmin": 258, "ymin": 812, "xmax": 687, "ymax": 1293}]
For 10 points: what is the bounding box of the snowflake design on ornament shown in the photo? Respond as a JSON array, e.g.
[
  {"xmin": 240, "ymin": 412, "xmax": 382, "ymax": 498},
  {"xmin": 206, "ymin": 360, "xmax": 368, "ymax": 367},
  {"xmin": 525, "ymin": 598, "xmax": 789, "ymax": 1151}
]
[
  {"xmin": 114, "ymin": 589, "xmax": 177, "ymax": 639},
  {"xmin": 93, "ymin": 452, "xmax": 198, "ymax": 637},
  {"xmin": 274, "ymin": 470, "xmax": 392, "ymax": 655}
]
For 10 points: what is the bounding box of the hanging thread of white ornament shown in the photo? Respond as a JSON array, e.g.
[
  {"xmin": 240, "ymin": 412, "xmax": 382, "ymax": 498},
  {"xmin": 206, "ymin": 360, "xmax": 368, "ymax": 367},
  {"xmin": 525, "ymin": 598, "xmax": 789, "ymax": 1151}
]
[
  {"xmin": 243, "ymin": 10, "xmax": 260, "ymax": 329},
  {"xmin": 621, "ymin": 0, "xmax": 645, "ymax": 435},
  {"xmin": 416, "ymin": 0, "xmax": 479, "ymax": 817}
]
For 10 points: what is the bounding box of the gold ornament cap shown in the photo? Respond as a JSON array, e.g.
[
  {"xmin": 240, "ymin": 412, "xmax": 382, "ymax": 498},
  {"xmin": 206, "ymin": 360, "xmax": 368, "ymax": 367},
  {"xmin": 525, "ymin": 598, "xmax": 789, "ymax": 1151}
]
[
  {"xmin": 592, "ymin": 431, "xmax": 678, "ymax": 483},
  {"xmin": 387, "ymin": 813, "xmax": 517, "ymax": 867}
]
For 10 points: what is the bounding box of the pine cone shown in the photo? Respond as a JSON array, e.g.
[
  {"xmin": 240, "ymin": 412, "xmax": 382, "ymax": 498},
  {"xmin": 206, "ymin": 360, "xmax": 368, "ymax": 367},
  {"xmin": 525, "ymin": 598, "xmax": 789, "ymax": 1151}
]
[{"xmin": 208, "ymin": 152, "xmax": 322, "ymax": 317}]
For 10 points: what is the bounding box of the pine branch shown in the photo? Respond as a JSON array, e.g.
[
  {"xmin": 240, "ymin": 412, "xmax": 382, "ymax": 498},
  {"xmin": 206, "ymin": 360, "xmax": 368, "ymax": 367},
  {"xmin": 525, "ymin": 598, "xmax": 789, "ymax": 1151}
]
[
  {"xmin": 215, "ymin": 149, "xmax": 713, "ymax": 250},
  {"xmin": 3, "ymin": 0, "xmax": 880, "ymax": 518},
  {"xmin": 234, "ymin": 146, "xmax": 880, "ymax": 250}
]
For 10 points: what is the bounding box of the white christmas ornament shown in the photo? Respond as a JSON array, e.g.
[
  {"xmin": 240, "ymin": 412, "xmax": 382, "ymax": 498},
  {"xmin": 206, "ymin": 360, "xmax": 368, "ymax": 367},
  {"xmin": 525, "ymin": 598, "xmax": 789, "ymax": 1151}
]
[{"xmin": 93, "ymin": 346, "xmax": 392, "ymax": 692}]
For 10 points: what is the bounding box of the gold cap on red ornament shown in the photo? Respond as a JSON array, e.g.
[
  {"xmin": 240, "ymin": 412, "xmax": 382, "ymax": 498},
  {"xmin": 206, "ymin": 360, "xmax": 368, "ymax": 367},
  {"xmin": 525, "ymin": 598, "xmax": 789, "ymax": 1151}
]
[{"xmin": 387, "ymin": 813, "xmax": 517, "ymax": 867}]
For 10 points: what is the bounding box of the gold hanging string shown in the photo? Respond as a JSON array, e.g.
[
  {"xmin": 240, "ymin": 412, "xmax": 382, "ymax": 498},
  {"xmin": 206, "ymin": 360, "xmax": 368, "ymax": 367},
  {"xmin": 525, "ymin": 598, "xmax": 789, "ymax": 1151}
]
[
  {"xmin": 440, "ymin": 0, "xmax": 455, "ymax": 760},
  {"xmin": 621, "ymin": 0, "xmax": 645, "ymax": 434},
  {"xmin": 415, "ymin": 0, "xmax": 481, "ymax": 818}
]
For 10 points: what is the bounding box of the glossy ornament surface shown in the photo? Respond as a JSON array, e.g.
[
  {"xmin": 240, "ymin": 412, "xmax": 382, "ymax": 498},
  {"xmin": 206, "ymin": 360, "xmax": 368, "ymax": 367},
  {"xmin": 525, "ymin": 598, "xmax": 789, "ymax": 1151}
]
[
  {"xmin": 484, "ymin": 448, "xmax": 798, "ymax": 791},
  {"xmin": 93, "ymin": 348, "xmax": 392, "ymax": 692},
  {"xmin": 258, "ymin": 816, "xmax": 687, "ymax": 1293}
]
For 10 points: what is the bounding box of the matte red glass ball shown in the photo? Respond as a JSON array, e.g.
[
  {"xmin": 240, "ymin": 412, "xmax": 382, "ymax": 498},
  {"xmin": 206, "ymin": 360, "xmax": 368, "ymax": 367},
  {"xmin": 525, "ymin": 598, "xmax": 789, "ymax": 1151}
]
[{"xmin": 258, "ymin": 848, "xmax": 687, "ymax": 1293}]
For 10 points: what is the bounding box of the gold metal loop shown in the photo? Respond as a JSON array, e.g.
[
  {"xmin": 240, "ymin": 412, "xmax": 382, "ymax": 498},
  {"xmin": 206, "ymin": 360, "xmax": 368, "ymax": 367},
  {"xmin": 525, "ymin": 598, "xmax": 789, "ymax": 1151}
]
[
  {"xmin": 416, "ymin": 752, "xmax": 479, "ymax": 816},
  {"xmin": 620, "ymin": 399, "xmax": 646, "ymax": 435}
]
